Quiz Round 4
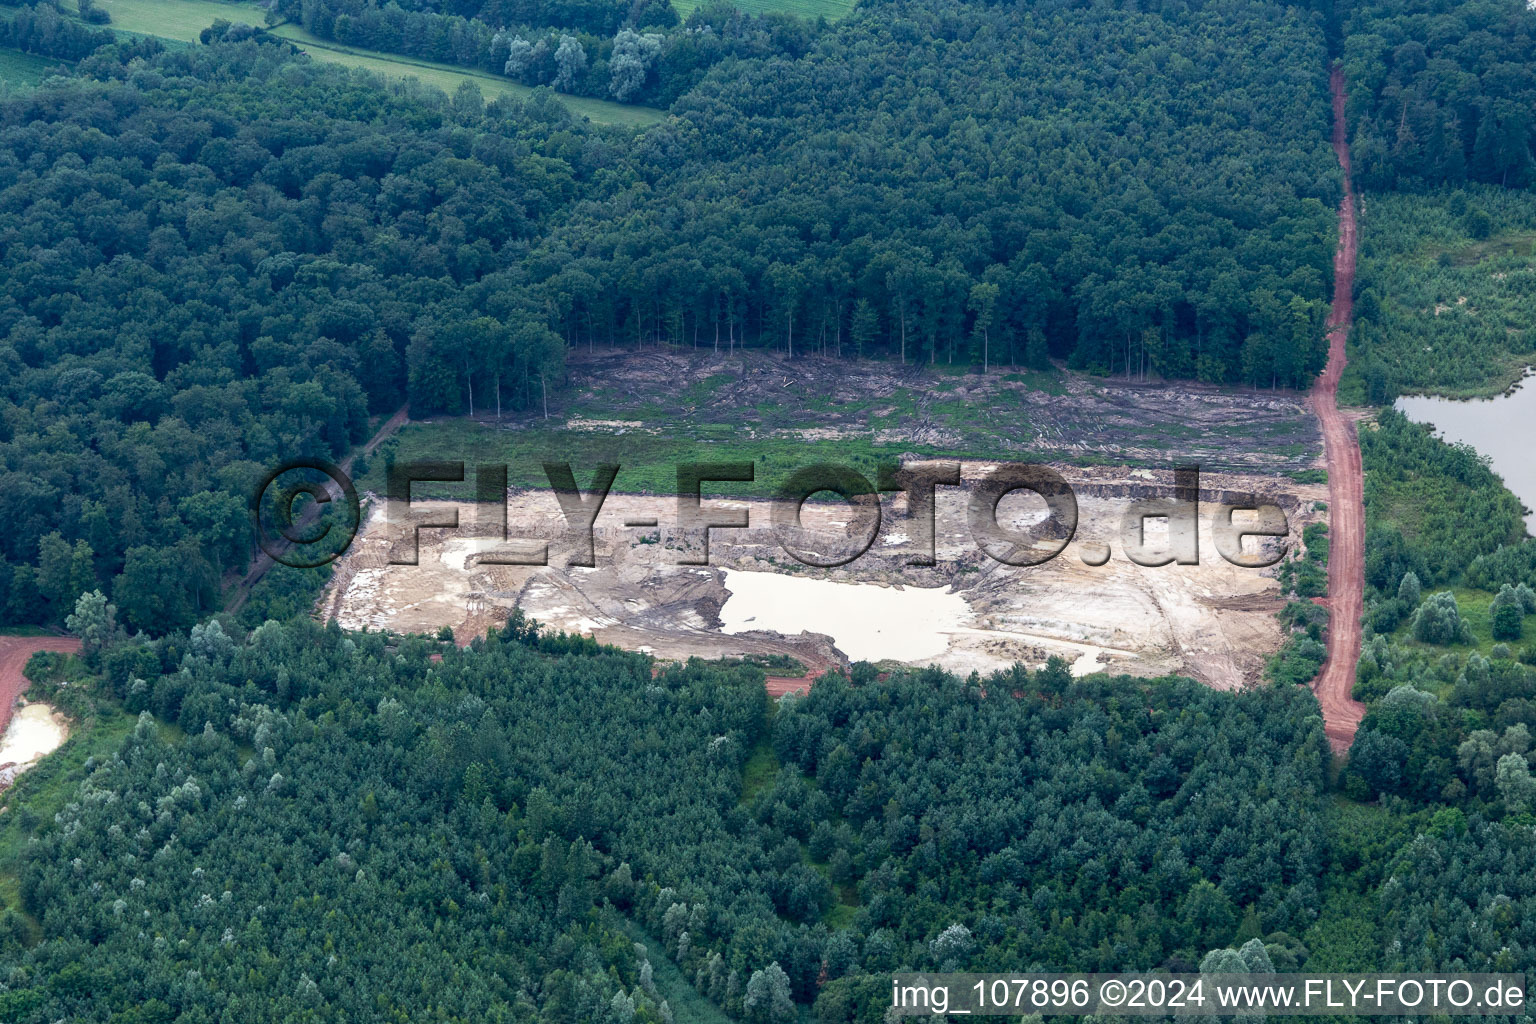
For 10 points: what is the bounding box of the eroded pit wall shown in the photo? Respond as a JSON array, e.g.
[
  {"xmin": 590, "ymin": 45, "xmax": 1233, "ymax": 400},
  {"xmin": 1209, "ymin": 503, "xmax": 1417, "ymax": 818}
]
[{"xmin": 320, "ymin": 463, "xmax": 1327, "ymax": 689}]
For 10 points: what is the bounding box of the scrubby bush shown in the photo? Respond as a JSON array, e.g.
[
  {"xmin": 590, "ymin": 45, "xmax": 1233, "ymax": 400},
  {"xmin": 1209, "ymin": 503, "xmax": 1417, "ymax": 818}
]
[
  {"xmin": 1413, "ymin": 592, "xmax": 1474, "ymax": 646},
  {"xmin": 1494, "ymin": 603, "xmax": 1523, "ymax": 642}
]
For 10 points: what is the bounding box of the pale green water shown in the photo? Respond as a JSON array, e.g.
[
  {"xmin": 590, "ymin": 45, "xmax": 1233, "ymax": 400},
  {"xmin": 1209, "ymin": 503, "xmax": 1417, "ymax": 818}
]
[
  {"xmin": 718, "ymin": 569, "xmax": 969, "ymax": 663},
  {"xmin": 1398, "ymin": 377, "xmax": 1536, "ymax": 534}
]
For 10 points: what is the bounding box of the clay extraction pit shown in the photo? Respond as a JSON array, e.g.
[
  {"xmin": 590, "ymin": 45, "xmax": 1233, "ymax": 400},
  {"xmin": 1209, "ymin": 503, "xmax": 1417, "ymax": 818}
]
[{"xmin": 321, "ymin": 463, "xmax": 1326, "ymax": 689}]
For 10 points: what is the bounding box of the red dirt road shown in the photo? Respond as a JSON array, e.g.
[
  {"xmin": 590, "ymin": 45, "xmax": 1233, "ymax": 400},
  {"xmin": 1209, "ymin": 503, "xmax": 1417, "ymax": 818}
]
[
  {"xmin": 0, "ymin": 636, "xmax": 81, "ymax": 736},
  {"xmin": 765, "ymin": 672, "xmax": 817, "ymax": 698},
  {"xmin": 1309, "ymin": 65, "xmax": 1367, "ymax": 754}
]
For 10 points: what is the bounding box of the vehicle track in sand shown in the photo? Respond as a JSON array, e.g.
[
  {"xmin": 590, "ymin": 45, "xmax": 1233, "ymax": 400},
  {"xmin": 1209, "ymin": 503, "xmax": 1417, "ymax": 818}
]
[{"xmin": 1310, "ymin": 63, "xmax": 1367, "ymax": 754}]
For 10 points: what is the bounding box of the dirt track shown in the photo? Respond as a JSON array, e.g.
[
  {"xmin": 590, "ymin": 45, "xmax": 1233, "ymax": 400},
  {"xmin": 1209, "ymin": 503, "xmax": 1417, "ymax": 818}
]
[
  {"xmin": 1309, "ymin": 64, "xmax": 1367, "ymax": 754},
  {"xmin": 227, "ymin": 403, "xmax": 410, "ymax": 615},
  {"xmin": 0, "ymin": 636, "xmax": 80, "ymax": 736}
]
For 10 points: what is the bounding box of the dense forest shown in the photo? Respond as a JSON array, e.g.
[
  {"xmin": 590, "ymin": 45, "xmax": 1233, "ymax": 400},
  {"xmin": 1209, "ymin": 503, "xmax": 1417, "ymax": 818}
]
[
  {"xmin": 277, "ymin": 0, "xmax": 820, "ymax": 108},
  {"xmin": 1338, "ymin": 0, "xmax": 1536, "ymax": 190},
  {"xmin": 519, "ymin": 0, "xmax": 1339, "ymax": 384},
  {"xmin": 12, "ymin": 586, "xmax": 1536, "ymax": 1022},
  {"xmin": 300, "ymin": 0, "xmax": 1345, "ymax": 390},
  {"xmin": 0, "ymin": 611, "xmax": 1331, "ymax": 1022},
  {"xmin": 277, "ymin": 0, "xmax": 680, "ymax": 41},
  {"xmin": 0, "ymin": 37, "xmax": 598, "ymax": 632}
]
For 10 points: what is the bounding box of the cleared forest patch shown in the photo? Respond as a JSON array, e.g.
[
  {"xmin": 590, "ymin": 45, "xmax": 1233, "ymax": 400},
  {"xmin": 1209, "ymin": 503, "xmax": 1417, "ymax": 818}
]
[
  {"xmin": 333, "ymin": 353, "xmax": 1326, "ymax": 687},
  {"xmin": 361, "ymin": 349, "xmax": 1324, "ymax": 501},
  {"xmin": 323, "ymin": 464, "xmax": 1326, "ymax": 689}
]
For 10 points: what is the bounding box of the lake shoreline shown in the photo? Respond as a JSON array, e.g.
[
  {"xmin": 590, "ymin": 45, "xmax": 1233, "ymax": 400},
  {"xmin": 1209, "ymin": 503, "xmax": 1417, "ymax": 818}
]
[{"xmin": 1397, "ymin": 367, "xmax": 1536, "ymax": 534}]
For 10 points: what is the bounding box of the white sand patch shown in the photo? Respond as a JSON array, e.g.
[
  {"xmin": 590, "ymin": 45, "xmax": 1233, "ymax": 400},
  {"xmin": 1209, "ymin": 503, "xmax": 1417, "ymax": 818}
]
[
  {"xmin": 0, "ymin": 703, "xmax": 67, "ymax": 766},
  {"xmin": 720, "ymin": 570, "xmax": 970, "ymax": 663},
  {"xmin": 566, "ymin": 419, "xmax": 644, "ymax": 430}
]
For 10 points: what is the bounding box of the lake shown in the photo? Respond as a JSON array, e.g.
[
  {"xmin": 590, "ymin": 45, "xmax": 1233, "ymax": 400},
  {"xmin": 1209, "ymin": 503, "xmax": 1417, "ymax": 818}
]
[{"xmin": 1397, "ymin": 376, "xmax": 1536, "ymax": 533}]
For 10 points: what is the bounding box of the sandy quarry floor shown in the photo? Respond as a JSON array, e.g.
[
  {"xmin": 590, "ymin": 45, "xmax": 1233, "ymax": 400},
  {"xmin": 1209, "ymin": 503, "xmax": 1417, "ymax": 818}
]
[{"xmin": 320, "ymin": 464, "xmax": 1326, "ymax": 689}]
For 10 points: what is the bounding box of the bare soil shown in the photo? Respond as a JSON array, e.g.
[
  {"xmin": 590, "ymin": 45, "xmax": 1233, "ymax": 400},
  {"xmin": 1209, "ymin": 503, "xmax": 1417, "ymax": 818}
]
[
  {"xmin": 316, "ymin": 267, "xmax": 1333, "ymax": 692},
  {"xmin": 532, "ymin": 348, "xmax": 1322, "ymax": 475},
  {"xmin": 0, "ymin": 636, "xmax": 80, "ymax": 735},
  {"xmin": 1310, "ymin": 64, "xmax": 1367, "ymax": 752},
  {"xmin": 323, "ymin": 464, "xmax": 1325, "ymax": 689}
]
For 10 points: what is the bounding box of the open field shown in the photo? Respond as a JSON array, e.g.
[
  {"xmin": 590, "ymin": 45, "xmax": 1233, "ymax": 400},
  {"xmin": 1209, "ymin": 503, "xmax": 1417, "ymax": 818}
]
[
  {"xmin": 1378, "ymin": 586, "xmax": 1522, "ymax": 667},
  {"xmin": 82, "ymin": 0, "xmax": 248, "ymax": 38},
  {"xmin": 323, "ymin": 464, "xmax": 1326, "ymax": 690},
  {"xmin": 81, "ymin": 0, "xmax": 665, "ymax": 126},
  {"xmin": 0, "ymin": 46, "xmax": 70, "ymax": 90}
]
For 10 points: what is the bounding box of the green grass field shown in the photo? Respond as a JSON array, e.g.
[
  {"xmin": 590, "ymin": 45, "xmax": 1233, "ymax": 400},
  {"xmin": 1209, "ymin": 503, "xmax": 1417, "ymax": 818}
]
[
  {"xmin": 359, "ymin": 419, "xmax": 925, "ymax": 499},
  {"xmin": 81, "ymin": 0, "xmax": 665, "ymax": 126},
  {"xmin": 1384, "ymin": 586, "xmax": 1533, "ymax": 666},
  {"xmin": 88, "ymin": 0, "xmax": 249, "ymax": 39},
  {"xmin": 0, "ymin": 46, "xmax": 70, "ymax": 90}
]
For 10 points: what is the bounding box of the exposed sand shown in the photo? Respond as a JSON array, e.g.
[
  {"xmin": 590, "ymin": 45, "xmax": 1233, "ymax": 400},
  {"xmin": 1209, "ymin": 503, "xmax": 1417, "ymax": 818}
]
[
  {"xmin": 0, "ymin": 700, "xmax": 70, "ymax": 791},
  {"xmin": 719, "ymin": 569, "xmax": 970, "ymax": 663},
  {"xmin": 0, "ymin": 635, "xmax": 79, "ymax": 735},
  {"xmin": 320, "ymin": 464, "xmax": 1325, "ymax": 689},
  {"xmin": 0, "ymin": 703, "xmax": 67, "ymax": 766}
]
